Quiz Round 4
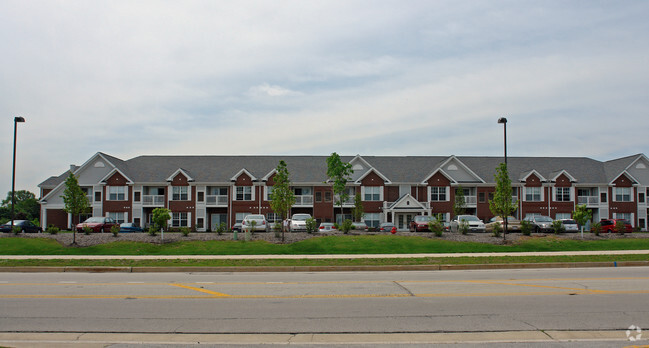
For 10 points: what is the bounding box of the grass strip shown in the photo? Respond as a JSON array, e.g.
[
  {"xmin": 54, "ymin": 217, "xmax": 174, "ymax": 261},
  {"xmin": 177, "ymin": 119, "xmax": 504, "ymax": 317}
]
[{"xmin": 2, "ymin": 235, "xmax": 649, "ymax": 256}]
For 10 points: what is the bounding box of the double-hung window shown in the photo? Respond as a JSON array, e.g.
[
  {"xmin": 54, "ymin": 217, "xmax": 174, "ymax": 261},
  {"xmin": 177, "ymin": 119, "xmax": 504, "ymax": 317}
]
[
  {"xmin": 555, "ymin": 187, "xmax": 571, "ymax": 202},
  {"xmin": 172, "ymin": 212, "xmax": 188, "ymax": 227},
  {"xmin": 108, "ymin": 212, "xmax": 125, "ymax": 224},
  {"xmin": 172, "ymin": 186, "xmax": 188, "ymax": 200},
  {"xmin": 525, "ymin": 187, "xmax": 542, "ymax": 201},
  {"xmin": 108, "ymin": 186, "xmax": 126, "ymax": 201},
  {"xmin": 364, "ymin": 186, "xmax": 381, "ymax": 201},
  {"xmin": 364, "ymin": 213, "xmax": 380, "ymax": 228},
  {"xmin": 430, "ymin": 187, "xmax": 447, "ymax": 201},
  {"xmin": 236, "ymin": 186, "xmax": 252, "ymax": 200},
  {"xmin": 614, "ymin": 187, "xmax": 632, "ymax": 202}
]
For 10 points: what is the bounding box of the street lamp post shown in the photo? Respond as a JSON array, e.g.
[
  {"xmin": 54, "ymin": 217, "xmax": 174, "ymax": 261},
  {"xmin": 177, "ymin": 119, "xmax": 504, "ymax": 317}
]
[
  {"xmin": 11, "ymin": 117, "xmax": 26, "ymax": 232},
  {"xmin": 498, "ymin": 117, "xmax": 508, "ymax": 240}
]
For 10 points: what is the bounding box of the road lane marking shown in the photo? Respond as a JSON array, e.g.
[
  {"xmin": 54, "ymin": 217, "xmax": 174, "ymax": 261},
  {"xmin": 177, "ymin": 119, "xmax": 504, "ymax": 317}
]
[
  {"xmin": 170, "ymin": 283, "xmax": 230, "ymax": 297},
  {"xmin": 461, "ymin": 280, "xmax": 615, "ymax": 294}
]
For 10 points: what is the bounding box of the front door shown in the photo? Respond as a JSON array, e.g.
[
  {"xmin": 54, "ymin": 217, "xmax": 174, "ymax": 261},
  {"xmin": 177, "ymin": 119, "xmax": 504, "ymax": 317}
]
[
  {"xmin": 211, "ymin": 214, "xmax": 227, "ymax": 231},
  {"xmin": 397, "ymin": 214, "xmax": 415, "ymax": 230}
]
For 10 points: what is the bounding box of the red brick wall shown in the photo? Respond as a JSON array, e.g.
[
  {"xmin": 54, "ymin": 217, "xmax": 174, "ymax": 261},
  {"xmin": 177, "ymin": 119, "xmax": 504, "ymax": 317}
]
[
  {"xmin": 168, "ymin": 172, "xmax": 195, "ymax": 229},
  {"xmin": 609, "ymin": 174, "xmax": 637, "ymax": 221},
  {"xmin": 313, "ymin": 186, "xmax": 334, "ymax": 222},
  {"xmin": 103, "ymin": 172, "xmax": 132, "ymax": 219}
]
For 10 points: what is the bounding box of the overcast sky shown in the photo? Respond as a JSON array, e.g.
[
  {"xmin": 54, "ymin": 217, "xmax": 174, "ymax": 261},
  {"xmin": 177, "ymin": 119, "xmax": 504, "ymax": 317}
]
[{"xmin": 1, "ymin": 0, "xmax": 648, "ymax": 197}]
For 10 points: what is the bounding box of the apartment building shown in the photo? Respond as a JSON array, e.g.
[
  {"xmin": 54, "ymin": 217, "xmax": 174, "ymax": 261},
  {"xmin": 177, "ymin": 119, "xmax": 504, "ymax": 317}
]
[{"xmin": 38, "ymin": 152, "xmax": 649, "ymax": 231}]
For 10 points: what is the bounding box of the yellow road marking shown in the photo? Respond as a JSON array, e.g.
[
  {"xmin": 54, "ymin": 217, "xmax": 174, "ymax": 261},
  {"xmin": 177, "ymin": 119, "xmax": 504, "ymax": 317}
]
[
  {"xmin": 169, "ymin": 283, "xmax": 230, "ymax": 297},
  {"xmin": 461, "ymin": 280, "xmax": 615, "ymax": 294}
]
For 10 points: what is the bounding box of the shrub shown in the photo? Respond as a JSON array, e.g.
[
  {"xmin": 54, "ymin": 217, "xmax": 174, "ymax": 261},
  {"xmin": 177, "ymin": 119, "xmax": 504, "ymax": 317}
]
[
  {"xmin": 305, "ymin": 217, "xmax": 317, "ymax": 234},
  {"xmin": 428, "ymin": 219, "xmax": 443, "ymax": 236},
  {"xmin": 492, "ymin": 222, "xmax": 502, "ymax": 237},
  {"xmin": 46, "ymin": 225, "xmax": 59, "ymax": 235},
  {"xmin": 458, "ymin": 220, "xmax": 469, "ymax": 235},
  {"xmin": 83, "ymin": 226, "xmax": 93, "ymax": 235},
  {"xmin": 216, "ymin": 222, "xmax": 227, "ymax": 236},
  {"xmin": 12, "ymin": 226, "xmax": 21, "ymax": 235},
  {"xmin": 341, "ymin": 219, "xmax": 353, "ymax": 234},
  {"xmin": 615, "ymin": 220, "xmax": 626, "ymax": 235},
  {"xmin": 552, "ymin": 220, "xmax": 565, "ymax": 234},
  {"xmin": 520, "ymin": 220, "xmax": 532, "ymax": 236},
  {"xmin": 110, "ymin": 224, "xmax": 120, "ymax": 237},
  {"xmin": 148, "ymin": 225, "xmax": 157, "ymax": 236},
  {"xmin": 591, "ymin": 222, "xmax": 601, "ymax": 236},
  {"xmin": 180, "ymin": 227, "xmax": 191, "ymax": 237}
]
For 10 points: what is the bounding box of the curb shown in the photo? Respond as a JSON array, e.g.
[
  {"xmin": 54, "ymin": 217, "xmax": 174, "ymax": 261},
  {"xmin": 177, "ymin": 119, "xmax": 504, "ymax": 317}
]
[{"xmin": 1, "ymin": 261, "xmax": 648, "ymax": 273}]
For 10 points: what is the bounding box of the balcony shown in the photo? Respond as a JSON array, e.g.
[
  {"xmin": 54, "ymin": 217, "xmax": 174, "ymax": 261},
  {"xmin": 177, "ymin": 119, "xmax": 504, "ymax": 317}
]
[
  {"xmin": 577, "ymin": 196, "xmax": 600, "ymax": 206},
  {"xmin": 143, "ymin": 195, "xmax": 165, "ymax": 206},
  {"xmin": 206, "ymin": 195, "xmax": 228, "ymax": 207},
  {"xmin": 294, "ymin": 195, "xmax": 314, "ymax": 206},
  {"xmin": 334, "ymin": 195, "xmax": 355, "ymax": 206},
  {"xmin": 463, "ymin": 196, "xmax": 477, "ymax": 206}
]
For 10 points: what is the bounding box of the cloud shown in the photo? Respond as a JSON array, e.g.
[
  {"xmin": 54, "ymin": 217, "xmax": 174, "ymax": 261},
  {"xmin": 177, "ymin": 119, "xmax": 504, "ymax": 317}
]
[{"xmin": 248, "ymin": 83, "xmax": 303, "ymax": 97}]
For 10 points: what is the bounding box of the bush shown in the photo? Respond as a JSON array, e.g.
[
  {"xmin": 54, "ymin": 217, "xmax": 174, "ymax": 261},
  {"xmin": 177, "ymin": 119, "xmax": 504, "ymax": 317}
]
[
  {"xmin": 552, "ymin": 220, "xmax": 565, "ymax": 234},
  {"xmin": 148, "ymin": 226, "xmax": 157, "ymax": 236},
  {"xmin": 216, "ymin": 222, "xmax": 227, "ymax": 236},
  {"xmin": 83, "ymin": 226, "xmax": 93, "ymax": 235},
  {"xmin": 110, "ymin": 224, "xmax": 120, "ymax": 237},
  {"xmin": 12, "ymin": 226, "xmax": 21, "ymax": 235},
  {"xmin": 591, "ymin": 222, "xmax": 601, "ymax": 236},
  {"xmin": 458, "ymin": 220, "xmax": 469, "ymax": 235},
  {"xmin": 46, "ymin": 225, "xmax": 59, "ymax": 235},
  {"xmin": 615, "ymin": 220, "xmax": 626, "ymax": 235},
  {"xmin": 520, "ymin": 220, "xmax": 532, "ymax": 236},
  {"xmin": 305, "ymin": 217, "xmax": 317, "ymax": 234},
  {"xmin": 428, "ymin": 220, "xmax": 443, "ymax": 236},
  {"xmin": 341, "ymin": 219, "xmax": 353, "ymax": 234},
  {"xmin": 492, "ymin": 222, "xmax": 502, "ymax": 237},
  {"xmin": 180, "ymin": 227, "xmax": 191, "ymax": 236}
]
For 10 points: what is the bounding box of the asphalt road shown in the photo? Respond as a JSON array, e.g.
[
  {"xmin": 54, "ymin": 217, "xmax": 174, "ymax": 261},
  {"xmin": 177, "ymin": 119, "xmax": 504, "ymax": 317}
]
[{"xmin": 1, "ymin": 267, "xmax": 648, "ymax": 346}]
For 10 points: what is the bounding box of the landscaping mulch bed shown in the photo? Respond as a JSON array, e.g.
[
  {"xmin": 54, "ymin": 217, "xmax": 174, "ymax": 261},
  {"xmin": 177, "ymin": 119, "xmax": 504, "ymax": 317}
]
[{"xmin": 4, "ymin": 230, "xmax": 649, "ymax": 247}]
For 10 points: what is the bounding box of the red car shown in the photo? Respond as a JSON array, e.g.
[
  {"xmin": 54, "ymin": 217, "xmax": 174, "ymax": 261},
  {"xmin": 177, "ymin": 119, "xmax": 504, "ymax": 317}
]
[
  {"xmin": 76, "ymin": 217, "xmax": 118, "ymax": 233},
  {"xmin": 599, "ymin": 219, "xmax": 633, "ymax": 233},
  {"xmin": 409, "ymin": 215, "xmax": 434, "ymax": 232}
]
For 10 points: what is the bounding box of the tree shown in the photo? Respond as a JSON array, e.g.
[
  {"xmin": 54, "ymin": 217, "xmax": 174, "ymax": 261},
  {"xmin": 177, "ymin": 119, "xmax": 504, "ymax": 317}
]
[
  {"xmin": 326, "ymin": 153, "xmax": 353, "ymax": 224},
  {"xmin": 61, "ymin": 173, "xmax": 90, "ymax": 245},
  {"xmin": 152, "ymin": 207, "xmax": 171, "ymax": 232},
  {"xmin": 269, "ymin": 160, "xmax": 295, "ymax": 242},
  {"xmin": 352, "ymin": 193, "xmax": 364, "ymax": 222},
  {"xmin": 489, "ymin": 163, "xmax": 517, "ymax": 241},
  {"xmin": 1, "ymin": 190, "xmax": 40, "ymax": 223},
  {"xmin": 453, "ymin": 185, "xmax": 467, "ymax": 217},
  {"xmin": 572, "ymin": 204, "xmax": 592, "ymax": 237}
]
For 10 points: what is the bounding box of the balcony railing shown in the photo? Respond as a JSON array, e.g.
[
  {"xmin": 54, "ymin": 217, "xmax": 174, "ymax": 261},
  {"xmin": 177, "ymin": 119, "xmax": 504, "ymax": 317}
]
[
  {"xmin": 463, "ymin": 196, "xmax": 477, "ymax": 205},
  {"xmin": 206, "ymin": 195, "xmax": 229, "ymax": 206},
  {"xmin": 142, "ymin": 195, "xmax": 165, "ymax": 206},
  {"xmin": 294, "ymin": 195, "xmax": 314, "ymax": 206},
  {"xmin": 577, "ymin": 196, "xmax": 600, "ymax": 205},
  {"xmin": 334, "ymin": 195, "xmax": 355, "ymax": 206}
]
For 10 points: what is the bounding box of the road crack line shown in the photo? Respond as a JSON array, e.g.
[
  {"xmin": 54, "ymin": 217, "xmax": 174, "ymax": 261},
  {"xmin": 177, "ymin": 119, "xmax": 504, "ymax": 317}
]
[{"xmin": 393, "ymin": 281, "xmax": 415, "ymax": 296}]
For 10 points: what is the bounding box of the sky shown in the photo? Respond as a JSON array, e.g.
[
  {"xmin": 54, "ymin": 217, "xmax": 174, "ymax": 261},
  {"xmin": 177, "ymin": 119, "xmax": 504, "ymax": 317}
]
[{"xmin": 1, "ymin": 0, "xmax": 648, "ymax": 197}]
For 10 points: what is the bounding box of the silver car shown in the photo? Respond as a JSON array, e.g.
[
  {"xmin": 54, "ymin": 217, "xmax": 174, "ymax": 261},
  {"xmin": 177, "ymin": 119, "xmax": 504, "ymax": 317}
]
[
  {"xmin": 523, "ymin": 215, "xmax": 554, "ymax": 233},
  {"xmin": 242, "ymin": 214, "xmax": 268, "ymax": 232},
  {"xmin": 450, "ymin": 215, "xmax": 485, "ymax": 233},
  {"xmin": 290, "ymin": 214, "xmax": 311, "ymax": 232},
  {"xmin": 559, "ymin": 219, "xmax": 579, "ymax": 233}
]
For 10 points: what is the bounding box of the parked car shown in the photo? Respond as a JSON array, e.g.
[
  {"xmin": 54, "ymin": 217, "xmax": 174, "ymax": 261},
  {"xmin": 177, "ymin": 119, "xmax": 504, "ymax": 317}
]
[
  {"xmin": 231, "ymin": 222, "xmax": 242, "ymax": 232},
  {"xmin": 449, "ymin": 215, "xmax": 486, "ymax": 233},
  {"xmin": 290, "ymin": 214, "xmax": 311, "ymax": 232},
  {"xmin": 409, "ymin": 215, "xmax": 434, "ymax": 232},
  {"xmin": 379, "ymin": 222, "xmax": 396, "ymax": 232},
  {"xmin": 485, "ymin": 216, "xmax": 521, "ymax": 232},
  {"xmin": 119, "ymin": 222, "xmax": 143, "ymax": 233},
  {"xmin": 0, "ymin": 220, "xmax": 42, "ymax": 233},
  {"xmin": 76, "ymin": 217, "xmax": 118, "ymax": 233},
  {"xmin": 523, "ymin": 215, "xmax": 554, "ymax": 233},
  {"xmin": 599, "ymin": 219, "xmax": 633, "ymax": 233},
  {"xmin": 242, "ymin": 214, "xmax": 268, "ymax": 232},
  {"xmin": 352, "ymin": 221, "xmax": 368, "ymax": 231},
  {"xmin": 558, "ymin": 219, "xmax": 579, "ymax": 233},
  {"xmin": 318, "ymin": 222, "xmax": 338, "ymax": 232}
]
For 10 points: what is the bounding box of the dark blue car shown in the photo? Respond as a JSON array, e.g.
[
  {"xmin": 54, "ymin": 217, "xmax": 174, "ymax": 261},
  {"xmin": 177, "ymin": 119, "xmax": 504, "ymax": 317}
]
[
  {"xmin": 0, "ymin": 220, "xmax": 42, "ymax": 233},
  {"xmin": 119, "ymin": 223, "xmax": 143, "ymax": 233}
]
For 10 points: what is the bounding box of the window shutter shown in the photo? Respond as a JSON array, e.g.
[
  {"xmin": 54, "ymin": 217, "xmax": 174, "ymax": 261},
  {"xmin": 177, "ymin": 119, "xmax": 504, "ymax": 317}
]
[{"xmin": 445, "ymin": 187, "xmax": 450, "ymax": 201}]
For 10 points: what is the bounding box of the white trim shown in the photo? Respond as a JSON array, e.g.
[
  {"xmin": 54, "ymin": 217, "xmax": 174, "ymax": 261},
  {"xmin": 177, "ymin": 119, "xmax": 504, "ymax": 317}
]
[
  {"xmin": 99, "ymin": 167, "xmax": 134, "ymax": 185},
  {"xmin": 166, "ymin": 168, "xmax": 194, "ymax": 182},
  {"xmin": 520, "ymin": 169, "xmax": 547, "ymax": 183},
  {"xmin": 230, "ymin": 168, "xmax": 257, "ymax": 182},
  {"xmin": 421, "ymin": 168, "xmax": 456, "ymax": 185},
  {"xmin": 609, "ymin": 171, "xmax": 639, "ymax": 186},
  {"xmin": 355, "ymin": 168, "xmax": 392, "ymax": 184},
  {"xmin": 550, "ymin": 170, "xmax": 577, "ymax": 183}
]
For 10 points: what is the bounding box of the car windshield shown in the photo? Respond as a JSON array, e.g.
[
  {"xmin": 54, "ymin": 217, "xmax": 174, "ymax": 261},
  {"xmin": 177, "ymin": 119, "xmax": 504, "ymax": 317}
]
[
  {"xmin": 83, "ymin": 217, "xmax": 103, "ymax": 223},
  {"xmin": 292, "ymin": 214, "xmax": 310, "ymax": 221},
  {"xmin": 246, "ymin": 215, "xmax": 264, "ymax": 220},
  {"xmin": 536, "ymin": 217, "xmax": 553, "ymax": 222},
  {"xmin": 458, "ymin": 215, "xmax": 479, "ymax": 222},
  {"xmin": 414, "ymin": 216, "xmax": 432, "ymax": 222}
]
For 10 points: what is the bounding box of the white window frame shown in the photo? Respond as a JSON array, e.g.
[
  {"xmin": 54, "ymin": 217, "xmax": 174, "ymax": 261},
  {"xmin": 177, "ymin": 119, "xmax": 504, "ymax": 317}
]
[
  {"xmin": 235, "ymin": 186, "xmax": 253, "ymax": 201},
  {"xmin": 429, "ymin": 187, "xmax": 448, "ymax": 201},
  {"xmin": 554, "ymin": 187, "xmax": 571, "ymax": 202},
  {"xmin": 172, "ymin": 212, "xmax": 189, "ymax": 227},
  {"xmin": 108, "ymin": 186, "xmax": 127, "ymax": 201},
  {"xmin": 108, "ymin": 212, "xmax": 126, "ymax": 224},
  {"xmin": 362, "ymin": 186, "xmax": 382, "ymax": 201},
  {"xmin": 614, "ymin": 187, "xmax": 632, "ymax": 202},
  {"xmin": 555, "ymin": 213, "xmax": 571, "ymax": 220},
  {"xmin": 235, "ymin": 212, "xmax": 247, "ymax": 223},
  {"xmin": 364, "ymin": 213, "xmax": 381, "ymax": 228},
  {"xmin": 172, "ymin": 186, "xmax": 189, "ymax": 201},
  {"xmin": 524, "ymin": 187, "xmax": 542, "ymax": 202}
]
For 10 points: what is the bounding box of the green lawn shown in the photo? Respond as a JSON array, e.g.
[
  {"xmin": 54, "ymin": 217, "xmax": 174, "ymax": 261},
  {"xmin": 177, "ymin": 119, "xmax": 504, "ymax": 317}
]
[{"xmin": 2, "ymin": 235, "xmax": 649, "ymax": 256}]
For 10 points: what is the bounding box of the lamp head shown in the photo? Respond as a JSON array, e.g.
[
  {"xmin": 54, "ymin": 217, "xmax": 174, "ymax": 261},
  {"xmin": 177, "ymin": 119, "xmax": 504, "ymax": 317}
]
[
  {"xmin": 14, "ymin": 117, "xmax": 25, "ymax": 123},
  {"xmin": 497, "ymin": 117, "xmax": 507, "ymax": 124}
]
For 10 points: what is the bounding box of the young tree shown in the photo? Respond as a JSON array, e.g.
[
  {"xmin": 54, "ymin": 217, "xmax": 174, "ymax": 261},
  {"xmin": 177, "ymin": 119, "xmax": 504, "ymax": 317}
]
[
  {"xmin": 572, "ymin": 204, "xmax": 592, "ymax": 237},
  {"xmin": 152, "ymin": 207, "xmax": 171, "ymax": 232},
  {"xmin": 326, "ymin": 152, "xmax": 353, "ymax": 224},
  {"xmin": 352, "ymin": 194, "xmax": 364, "ymax": 222},
  {"xmin": 489, "ymin": 163, "xmax": 517, "ymax": 241},
  {"xmin": 269, "ymin": 160, "xmax": 295, "ymax": 242},
  {"xmin": 61, "ymin": 173, "xmax": 90, "ymax": 245},
  {"xmin": 453, "ymin": 185, "xmax": 467, "ymax": 217}
]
